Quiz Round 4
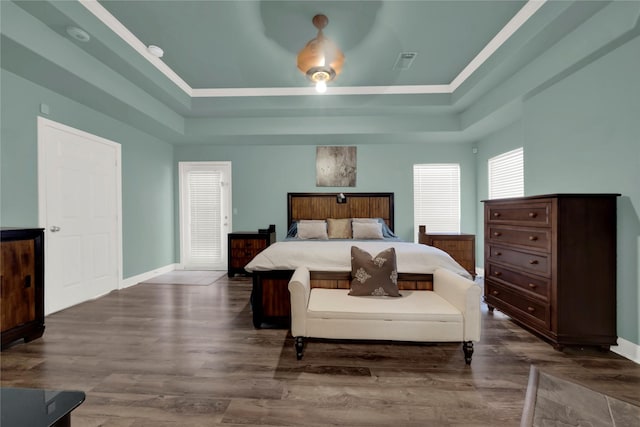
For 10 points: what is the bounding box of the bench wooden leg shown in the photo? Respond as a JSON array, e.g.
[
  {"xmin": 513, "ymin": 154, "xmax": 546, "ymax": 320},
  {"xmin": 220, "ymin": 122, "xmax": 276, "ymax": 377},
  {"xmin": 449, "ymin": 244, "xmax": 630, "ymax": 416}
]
[
  {"xmin": 462, "ymin": 341, "xmax": 474, "ymax": 365},
  {"xmin": 295, "ymin": 337, "xmax": 304, "ymax": 360}
]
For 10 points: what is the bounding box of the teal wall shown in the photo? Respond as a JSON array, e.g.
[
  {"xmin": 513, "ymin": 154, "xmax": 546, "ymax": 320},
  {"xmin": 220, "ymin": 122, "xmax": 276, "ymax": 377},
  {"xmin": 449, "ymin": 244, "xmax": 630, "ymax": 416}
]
[
  {"xmin": 524, "ymin": 35, "xmax": 640, "ymax": 346},
  {"xmin": 475, "ymin": 36, "xmax": 640, "ymax": 345},
  {"xmin": 474, "ymin": 119, "xmax": 524, "ymax": 262},
  {"xmin": 0, "ymin": 69, "xmax": 176, "ymax": 277},
  {"xmin": 175, "ymin": 141, "xmax": 476, "ymax": 243}
]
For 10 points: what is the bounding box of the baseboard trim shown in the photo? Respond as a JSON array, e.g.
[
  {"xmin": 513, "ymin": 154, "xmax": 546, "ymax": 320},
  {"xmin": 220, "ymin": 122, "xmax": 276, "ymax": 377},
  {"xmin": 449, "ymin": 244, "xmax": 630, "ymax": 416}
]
[
  {"xmin": 121, "ymin": 263, "xmax": 178, "ymax": 289},
  {"xmin": 611, "ymin": 337, "xmax": 640, "ymax": 364}
]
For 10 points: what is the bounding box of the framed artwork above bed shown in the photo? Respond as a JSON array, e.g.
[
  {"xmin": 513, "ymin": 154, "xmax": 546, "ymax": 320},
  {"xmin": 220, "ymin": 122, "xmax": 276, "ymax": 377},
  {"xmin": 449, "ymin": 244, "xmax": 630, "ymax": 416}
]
[{"xmin": 316, "ymin": 146, "xmax": 357, "ymax": 187}]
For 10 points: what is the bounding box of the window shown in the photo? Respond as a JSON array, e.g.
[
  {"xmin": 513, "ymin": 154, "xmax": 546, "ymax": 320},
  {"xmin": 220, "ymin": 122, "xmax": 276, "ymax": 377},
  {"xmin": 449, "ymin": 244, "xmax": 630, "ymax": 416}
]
[
  {"xmin": 488, "ymin": 147, "xmax": 524, "ymax": 199},
  {"xmin": 413, "ymin": 164, "xmax": 460, "ymax": 240},
  {"xmin": 179, "ymin": 162, "xmax": 231, "ymax": 269}
]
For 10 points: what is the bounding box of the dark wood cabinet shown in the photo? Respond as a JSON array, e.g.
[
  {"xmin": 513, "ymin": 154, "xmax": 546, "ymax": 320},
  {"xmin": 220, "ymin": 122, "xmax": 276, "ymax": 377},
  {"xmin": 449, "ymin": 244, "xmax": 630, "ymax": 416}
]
[
  {"xmin": 227, "ymin": 226, "xmax": 276, "ymax": 277},
  {"xmin": 418, "ymin": 226, "xmax": 476, "ymax": 278},
  {"xmin": 1, "ymin": 228, "xmax": 45, "ymax": 348},
  {"xmin": 483, "ymin": 194, "xmax": 619, "ymax": 350}
]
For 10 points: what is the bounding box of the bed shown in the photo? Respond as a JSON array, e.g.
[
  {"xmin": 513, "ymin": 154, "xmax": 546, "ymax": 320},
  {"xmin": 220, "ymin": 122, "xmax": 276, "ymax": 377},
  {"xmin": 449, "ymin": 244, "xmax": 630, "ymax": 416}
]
[{"xmin": 246, "ymin": 192, "xmax": 472, "ymax": 328}]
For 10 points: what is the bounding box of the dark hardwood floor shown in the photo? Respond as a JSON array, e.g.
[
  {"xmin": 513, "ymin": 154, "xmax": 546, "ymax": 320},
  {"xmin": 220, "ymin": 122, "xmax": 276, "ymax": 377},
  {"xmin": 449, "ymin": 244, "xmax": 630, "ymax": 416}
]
[{"xmin": 1, "ymin": 276, "xmax": 639, "ymax": 426}]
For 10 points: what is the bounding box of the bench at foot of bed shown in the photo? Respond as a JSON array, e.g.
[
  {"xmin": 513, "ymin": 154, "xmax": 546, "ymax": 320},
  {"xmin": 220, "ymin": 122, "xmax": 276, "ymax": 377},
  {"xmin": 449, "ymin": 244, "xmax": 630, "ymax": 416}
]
[{"xmin": 288, "ymin": 267, "xmax": 481, "ymax": 365}]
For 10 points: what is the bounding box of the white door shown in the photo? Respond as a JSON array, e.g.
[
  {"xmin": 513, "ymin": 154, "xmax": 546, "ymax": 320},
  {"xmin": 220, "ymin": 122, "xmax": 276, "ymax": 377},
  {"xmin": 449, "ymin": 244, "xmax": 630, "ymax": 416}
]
[
  {"xmin": 179, "ymin": 162, "xmax": 232, "ymax": 270},
  {"xmin": 38, "ymin": 117, "xmax": 122, "ymax": 314}
]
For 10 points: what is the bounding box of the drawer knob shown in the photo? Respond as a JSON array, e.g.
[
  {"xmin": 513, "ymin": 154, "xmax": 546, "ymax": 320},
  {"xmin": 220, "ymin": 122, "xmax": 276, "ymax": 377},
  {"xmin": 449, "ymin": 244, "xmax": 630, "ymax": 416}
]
[
  {"xmin": 493, "ymin": 212, "xmax": 501, "ymax": 217},
  {"xmin": 493, "ymin": 232, "xmax": 502, "ymax": 237},
  {"xmin": 491, "ymin": 290, "xmax": 499, "ymax": 296},
  {"xmin": 529, "ymin": 260, "xmax": 539, "ymax": 265},
  {"xmin": 527, "ymin": 306, "xmax": 535, "ymax": 313},
  {"xmin": 494, "ymin": 271, "xmax": 502, "ymax": 277},
  {"xmin": 529, "ymin": 236, "xmax": 538, "ymax": 241},
  {"xmin": 528, "ymin": 283, "xmax": 537, "ymax": 289},
  {"xmin": 495, "ymin": 251, "xmax": 502, "ymax": 256},
  {"xmin": 529, "ymin": 212, "xmax": 537, "ymax": 218}
]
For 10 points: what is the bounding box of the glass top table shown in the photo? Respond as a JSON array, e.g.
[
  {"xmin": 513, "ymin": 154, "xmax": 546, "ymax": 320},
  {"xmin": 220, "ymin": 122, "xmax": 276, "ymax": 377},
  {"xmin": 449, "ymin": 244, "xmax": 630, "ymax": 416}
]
[{"xmin": 1, "ymin": 387, "xmax": 86, "ymax": 427}]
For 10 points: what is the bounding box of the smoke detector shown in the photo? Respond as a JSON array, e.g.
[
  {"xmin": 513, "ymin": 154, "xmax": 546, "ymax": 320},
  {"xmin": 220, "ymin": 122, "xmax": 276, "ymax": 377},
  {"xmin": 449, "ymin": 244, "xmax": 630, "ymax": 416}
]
[{"xmin": 147, "ymin": 45, "xmax": 164, "ymax": 58}]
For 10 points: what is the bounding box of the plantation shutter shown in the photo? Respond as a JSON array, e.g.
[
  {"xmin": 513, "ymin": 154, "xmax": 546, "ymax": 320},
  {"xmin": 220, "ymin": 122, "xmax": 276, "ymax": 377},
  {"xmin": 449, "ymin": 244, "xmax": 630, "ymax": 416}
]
[
  {"xmin": 488, "ymin": 147, "xmax": 524, "ymax": 199},
  {"xmin": 187, "ymin": 170, "xmax": 222, "ymax": 264},
  {"xmin": 413, "ymin": 164, "xmax": 460, "ymax": 239}
]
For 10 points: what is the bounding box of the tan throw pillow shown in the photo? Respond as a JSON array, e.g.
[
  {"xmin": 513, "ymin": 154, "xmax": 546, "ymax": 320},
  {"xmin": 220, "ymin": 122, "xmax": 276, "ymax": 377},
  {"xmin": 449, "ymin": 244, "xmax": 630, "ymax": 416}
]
[
  {"xmin": 327, "ymin": 218, "xmax": 352, "ymax": 239},
  {"xmin": 349, "ymin": 246, "xmax": 400, "ymax": 297},
  {"xmin": 297, "ymin": 221, "xmax": 328, "ymax": 240},
  {"xmin": 352, "ymin": 221, "xmax": 384, "ymax": 239}
]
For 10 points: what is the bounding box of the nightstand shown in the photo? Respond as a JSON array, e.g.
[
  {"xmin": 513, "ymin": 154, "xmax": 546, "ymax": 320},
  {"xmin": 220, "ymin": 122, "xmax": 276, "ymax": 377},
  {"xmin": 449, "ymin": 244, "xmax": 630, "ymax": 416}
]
[
  {"xmin": 227, "ymin": 226, "xmax": 276, "ymax": 277},
  {"xmin": 1, "ymin": 228, "xmax": 45, "ymax": 348},
  {"xmin": 418, "ymin": 226, "xmax": 476, "ymax": 278}
]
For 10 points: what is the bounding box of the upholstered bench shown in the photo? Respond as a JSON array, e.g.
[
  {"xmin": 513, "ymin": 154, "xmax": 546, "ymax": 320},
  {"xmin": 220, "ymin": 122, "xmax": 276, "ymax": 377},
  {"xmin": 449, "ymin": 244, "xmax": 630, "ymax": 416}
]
[{"xmin": 288, "ymin": 267, "xmax": 482, "ymax": 364}]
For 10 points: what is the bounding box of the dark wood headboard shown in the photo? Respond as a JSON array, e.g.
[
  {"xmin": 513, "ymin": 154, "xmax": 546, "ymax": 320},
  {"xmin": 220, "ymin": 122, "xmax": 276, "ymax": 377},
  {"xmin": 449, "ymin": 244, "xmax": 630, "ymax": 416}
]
[{"xmin": 287, "ymin": 193, "xmax": 394, "ymax": 231}]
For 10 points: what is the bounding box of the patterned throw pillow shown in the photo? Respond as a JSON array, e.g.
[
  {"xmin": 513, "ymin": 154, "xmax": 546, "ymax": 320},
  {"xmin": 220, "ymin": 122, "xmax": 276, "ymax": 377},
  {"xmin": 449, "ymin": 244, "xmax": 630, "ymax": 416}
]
[{"xmin": 349, "ymin": 246, "xmax": 400, "ymax": 297}]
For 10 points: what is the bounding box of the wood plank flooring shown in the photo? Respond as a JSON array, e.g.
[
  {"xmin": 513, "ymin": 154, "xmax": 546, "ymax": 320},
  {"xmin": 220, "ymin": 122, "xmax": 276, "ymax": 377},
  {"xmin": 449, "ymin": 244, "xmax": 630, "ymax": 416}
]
[{"xmin": 1, "ymin": 277, "xmax": 639, "ymax": 426}]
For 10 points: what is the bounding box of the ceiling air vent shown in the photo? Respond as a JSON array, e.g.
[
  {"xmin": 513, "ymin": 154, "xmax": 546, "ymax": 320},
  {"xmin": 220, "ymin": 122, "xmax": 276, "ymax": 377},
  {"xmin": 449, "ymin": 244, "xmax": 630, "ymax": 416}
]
[{"xmin": 393, "ymin": 52, "xmax": 417, "ymax": 70}]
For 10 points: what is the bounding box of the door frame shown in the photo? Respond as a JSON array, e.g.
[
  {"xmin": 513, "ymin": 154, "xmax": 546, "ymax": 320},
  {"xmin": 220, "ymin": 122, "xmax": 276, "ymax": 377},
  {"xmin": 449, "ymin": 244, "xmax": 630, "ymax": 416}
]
[
  {"xmin": 37, "ymin": 117, "xmax": 123, "ymax": 310},
  {"xmin": 178, "ymin": 161, "xmax": 232, "ymax": 270}
]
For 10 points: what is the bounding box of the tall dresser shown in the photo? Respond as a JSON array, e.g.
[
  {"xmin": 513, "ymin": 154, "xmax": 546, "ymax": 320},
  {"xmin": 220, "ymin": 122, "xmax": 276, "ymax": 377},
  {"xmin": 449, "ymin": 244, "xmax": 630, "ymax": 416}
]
[{"xmin": 483, "ymin": 194, "xmax": 619, "ymax": 350}]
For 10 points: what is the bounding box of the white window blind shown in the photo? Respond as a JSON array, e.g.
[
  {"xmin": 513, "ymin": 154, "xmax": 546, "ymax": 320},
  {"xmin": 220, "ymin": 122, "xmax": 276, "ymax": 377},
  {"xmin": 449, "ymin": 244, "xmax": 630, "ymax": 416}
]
[
  {"xmin": 187, "ymin": 170, "xmax": 222, "ymax": 264},
  {"xmin": 488, "ymin": 147, "xmax": 524, "ymax": 199},
  {"xmin": 413, "ymin": 164, "xmax": 460, "ymax": 239}
]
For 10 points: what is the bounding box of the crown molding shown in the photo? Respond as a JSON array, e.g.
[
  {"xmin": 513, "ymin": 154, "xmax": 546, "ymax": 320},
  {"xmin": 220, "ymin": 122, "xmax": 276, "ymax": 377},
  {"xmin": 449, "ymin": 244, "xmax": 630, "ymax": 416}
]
[
  {"xmin": 79, "ymin": 0, "xmax": 546, "ymax": 99},
  {"xmin": 79, "ymin": 0, "xmax": 193, "ymax": 96},
  {"xmin": 450, "ymin": 0, "xmax": 546, "ymax": 91},
  {"xmin": 191, "ymin": 85, "xmax": 452, "ymax": 97}
]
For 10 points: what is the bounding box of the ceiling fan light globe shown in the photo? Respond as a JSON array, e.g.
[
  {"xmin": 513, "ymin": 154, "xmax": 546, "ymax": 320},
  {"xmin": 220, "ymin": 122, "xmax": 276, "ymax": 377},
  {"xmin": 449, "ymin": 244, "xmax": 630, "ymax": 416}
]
[{"xmin": 315, "ymin": 81, "xmax": 327, "ymax": 93}]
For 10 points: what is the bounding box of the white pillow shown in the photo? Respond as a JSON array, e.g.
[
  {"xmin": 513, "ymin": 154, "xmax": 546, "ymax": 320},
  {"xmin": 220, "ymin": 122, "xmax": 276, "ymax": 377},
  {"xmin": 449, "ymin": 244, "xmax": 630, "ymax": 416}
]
[
  {"xmin": 352, "ymin": 221, "xmax": 384, "ymax": 239},
  {"xmin": 351, "ymin": 218, "xmax": 378, "ymax": 224},
  {"xmin": 297, "ymin": 221, "xmax": 329, "ymax": 240}
]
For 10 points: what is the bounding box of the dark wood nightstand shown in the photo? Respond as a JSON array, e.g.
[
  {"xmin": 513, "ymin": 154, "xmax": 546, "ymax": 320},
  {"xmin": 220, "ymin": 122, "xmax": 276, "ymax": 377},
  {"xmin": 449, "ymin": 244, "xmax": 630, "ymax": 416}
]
[
  {"xmin": 1, "ymin": 228, "xmax": 45, "ymax": 349},
  {"xmin": 227, "ymin": 225, "xmax": 276, "ymax": 277},
  {"xmin": 418, "ymin": 226, "xmax": 476, "ymax": 278}
]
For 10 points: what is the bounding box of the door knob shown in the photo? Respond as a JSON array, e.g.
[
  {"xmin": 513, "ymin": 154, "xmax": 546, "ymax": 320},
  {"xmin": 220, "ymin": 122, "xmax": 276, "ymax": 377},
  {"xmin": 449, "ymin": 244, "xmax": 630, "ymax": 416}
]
[{"xmin": 50, "ymin": 226, "xmax": 61, "ymax": 232}]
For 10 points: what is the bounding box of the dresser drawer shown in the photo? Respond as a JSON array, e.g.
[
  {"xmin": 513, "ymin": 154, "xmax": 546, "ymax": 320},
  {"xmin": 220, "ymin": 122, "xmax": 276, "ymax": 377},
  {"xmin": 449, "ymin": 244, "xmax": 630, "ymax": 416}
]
[
  {"xmin": 485, "ymin": 281, "xmax": 550, "ymax": 328},
  {"xmin": 230, "ymin": 250, "xmax": 255, "ymax": 268},
  {"xmin": 231, "ymin": 239, "xmax": 267, "ymax": 250},
  {"xmin": 228, "ymin": 230, "xmax": 275, "ymax": 277},
  {"xmin": 486, "ymin": 262, "xmax": 549, "ymax": 300},
  {"xmin": 487, "ymin": 245, "xmax": 550, "ymax": 277},
  {"xmin": 486, "ymin": 201, "xmax": 551, "ymax": 226},
  {"xmin": 487, "ymin": 225, "xmax": 551, "ymax": 251}
]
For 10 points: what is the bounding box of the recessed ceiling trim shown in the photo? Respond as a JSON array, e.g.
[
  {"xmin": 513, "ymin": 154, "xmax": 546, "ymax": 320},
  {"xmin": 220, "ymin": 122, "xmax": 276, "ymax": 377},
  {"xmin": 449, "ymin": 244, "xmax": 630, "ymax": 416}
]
[
  {"xmin": 192, "ymin": 85, "xmax": 452, "ymax": 98},
  {"xmin": 79, "ymin": 0, "xmax": 192, "ymax": 95},
  {"xmin": 80, "ymin": 0, "xmax": 545, "ymax": 99},
  {"xmin": 450, "ymin": 0, "xmax": 546, "ymax": 91}
]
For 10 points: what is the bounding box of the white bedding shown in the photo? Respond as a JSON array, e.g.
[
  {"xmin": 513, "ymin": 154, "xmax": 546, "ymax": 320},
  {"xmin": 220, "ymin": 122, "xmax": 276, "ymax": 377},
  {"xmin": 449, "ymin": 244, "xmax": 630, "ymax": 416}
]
[{"xmin": 244, "ymin": 240, "xmax": 472, "ymax": 279}]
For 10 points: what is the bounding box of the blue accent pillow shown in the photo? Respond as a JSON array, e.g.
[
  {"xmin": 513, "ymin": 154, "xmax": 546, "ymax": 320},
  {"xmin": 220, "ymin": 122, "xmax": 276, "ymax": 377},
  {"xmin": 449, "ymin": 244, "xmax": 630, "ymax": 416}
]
[{"xmin": 286, "ymin": 222, "xmax": 298, "ymax": 238}]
